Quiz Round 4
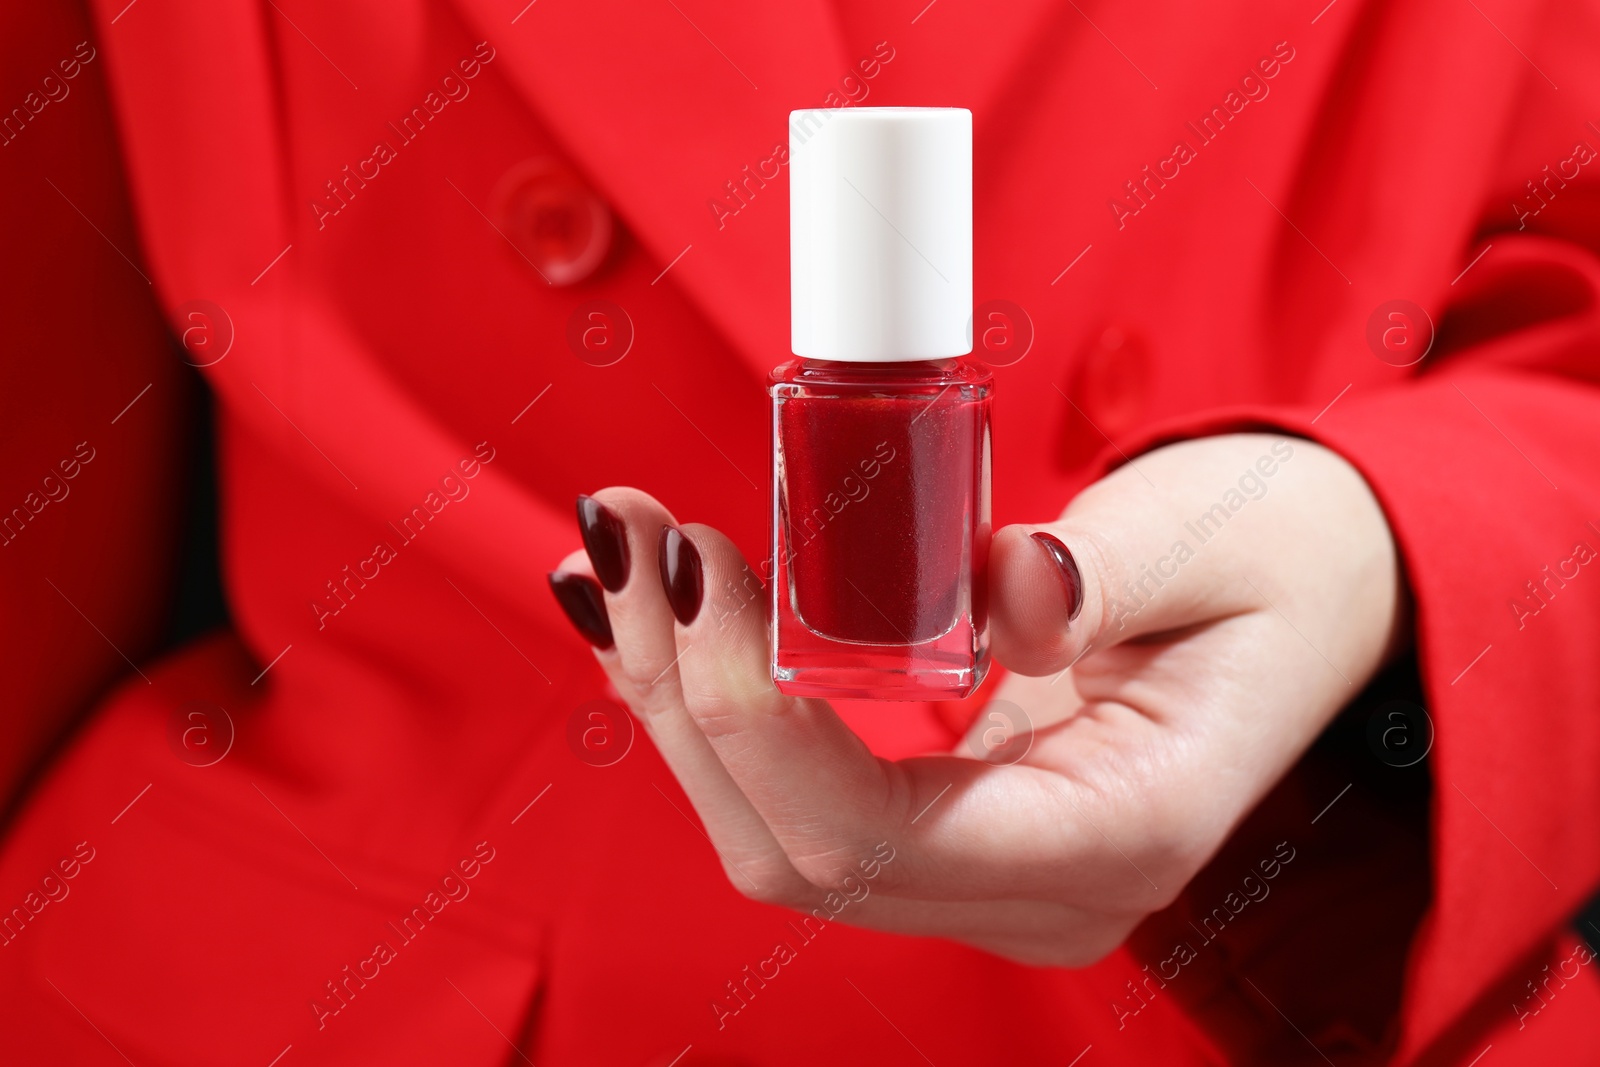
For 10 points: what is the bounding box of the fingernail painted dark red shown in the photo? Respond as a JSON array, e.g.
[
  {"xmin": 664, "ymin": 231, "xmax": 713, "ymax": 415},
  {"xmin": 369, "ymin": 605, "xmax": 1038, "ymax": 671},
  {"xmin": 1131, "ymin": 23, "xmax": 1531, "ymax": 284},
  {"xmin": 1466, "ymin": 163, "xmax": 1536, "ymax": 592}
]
[
  {"xmin": 657, "ymin": 526, "xmax": 703, "ymax": 626},
  {"xmin": 547, "ymin": 572, "xmax": 615, "ymax": 649},
  {"xmin": 1032, "ymin": 532, "xmax": 1083, "ymax": 622},
  {"xmin": 576, "ymin": 495, "xmax": 630, "ymax": 592}
]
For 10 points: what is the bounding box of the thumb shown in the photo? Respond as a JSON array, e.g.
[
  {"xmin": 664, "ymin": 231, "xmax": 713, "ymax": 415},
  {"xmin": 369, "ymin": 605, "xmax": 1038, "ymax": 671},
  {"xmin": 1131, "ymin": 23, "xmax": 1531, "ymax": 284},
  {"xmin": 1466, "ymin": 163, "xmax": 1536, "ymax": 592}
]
[{"xmin": 987, "ymin": 460, "xmax": 1259, "ymax": 676}]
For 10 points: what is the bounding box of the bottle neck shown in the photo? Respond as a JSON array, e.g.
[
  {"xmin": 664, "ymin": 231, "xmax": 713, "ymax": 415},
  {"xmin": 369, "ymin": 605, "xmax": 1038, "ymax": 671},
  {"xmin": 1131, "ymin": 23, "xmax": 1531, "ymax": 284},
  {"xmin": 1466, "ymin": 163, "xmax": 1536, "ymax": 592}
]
[{"xmin": 773, "ymin": 355, "xmax": 992, "ymax": 389}]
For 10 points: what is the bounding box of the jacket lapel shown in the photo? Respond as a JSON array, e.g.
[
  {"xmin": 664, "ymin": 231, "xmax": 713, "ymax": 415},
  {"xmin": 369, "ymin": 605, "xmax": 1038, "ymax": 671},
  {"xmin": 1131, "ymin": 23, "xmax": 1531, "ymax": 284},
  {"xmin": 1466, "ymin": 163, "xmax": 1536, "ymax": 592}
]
[
  {"xmin": 447, "ymin": 0, "xmax": 847, "ymax": 379},
  {"xmin": 445, "ymin": 0, "xmax": 1060, "ymax": 379}
]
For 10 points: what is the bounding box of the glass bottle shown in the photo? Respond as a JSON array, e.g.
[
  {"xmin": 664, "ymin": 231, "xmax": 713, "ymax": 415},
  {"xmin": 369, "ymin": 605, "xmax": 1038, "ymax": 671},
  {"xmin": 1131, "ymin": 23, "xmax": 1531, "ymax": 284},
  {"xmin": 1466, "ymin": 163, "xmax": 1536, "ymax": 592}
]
[
  {"xmin": 769, "ymin": 356, "xmax": 991, "ymax": 699},
  {"xmin": 773, "ymin": 106, "xmax": 989, "ymax": 699}
]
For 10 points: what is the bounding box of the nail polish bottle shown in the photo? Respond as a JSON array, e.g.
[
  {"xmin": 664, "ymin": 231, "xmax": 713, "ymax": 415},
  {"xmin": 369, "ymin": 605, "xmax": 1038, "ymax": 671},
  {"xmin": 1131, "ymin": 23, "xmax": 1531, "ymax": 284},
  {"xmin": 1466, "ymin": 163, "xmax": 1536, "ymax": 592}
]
[{"xmin": 770, "ymin": 107, "xmax": 991, "ymax": 700}]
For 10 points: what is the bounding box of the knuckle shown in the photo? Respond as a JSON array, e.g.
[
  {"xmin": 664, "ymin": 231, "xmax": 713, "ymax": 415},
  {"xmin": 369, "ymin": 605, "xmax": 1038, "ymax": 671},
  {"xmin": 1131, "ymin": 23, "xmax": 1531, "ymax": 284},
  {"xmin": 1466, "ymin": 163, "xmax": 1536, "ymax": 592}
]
[
  {"xmin": 1136, "ymin": 873, "xmax": 1186, "ymax": 914},
  {"xmin": 787, "ymin": 841, "xmax": 891, "ymax": 898},
  {"xmin": 726, "ymin": 861, "xmax": 811, "ymax": 907},
  {"xmin": 1136, "ymin": 805, "xmax": 1216, "ymax": 903},
  {"xmin": 684, "ymin": 696, "xmax": 748, "ymax": 741},
  {"xmin": 786, "ymin": 849, "xmax": 849, "ymax": 892},
  {"xmin": 683, "ymin": 685, "xmax": 792, "ymax": 741},
  {"xmin": 616, "ymin": 653, "xmax": 676, "ymax": 698}
]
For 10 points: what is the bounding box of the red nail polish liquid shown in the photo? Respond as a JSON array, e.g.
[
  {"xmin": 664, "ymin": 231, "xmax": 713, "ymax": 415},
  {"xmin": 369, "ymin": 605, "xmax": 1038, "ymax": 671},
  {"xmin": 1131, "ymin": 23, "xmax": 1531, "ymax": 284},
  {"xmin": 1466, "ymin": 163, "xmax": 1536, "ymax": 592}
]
[
  {"xmin": 770, "ymin": 358, "xmax": 992, "ymax": 699},
  {"xmin": 771, "ymin": 108, "xmax": 990, "ymax": 700}
]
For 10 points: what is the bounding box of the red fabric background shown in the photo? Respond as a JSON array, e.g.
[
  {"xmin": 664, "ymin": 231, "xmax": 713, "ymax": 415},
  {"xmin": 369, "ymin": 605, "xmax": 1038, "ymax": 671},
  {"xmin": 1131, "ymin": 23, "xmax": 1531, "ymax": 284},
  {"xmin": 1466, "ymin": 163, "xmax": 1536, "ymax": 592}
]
[{"xmin": 2, "ymin": 0, "xmax": 1599, "ymax": 1063}]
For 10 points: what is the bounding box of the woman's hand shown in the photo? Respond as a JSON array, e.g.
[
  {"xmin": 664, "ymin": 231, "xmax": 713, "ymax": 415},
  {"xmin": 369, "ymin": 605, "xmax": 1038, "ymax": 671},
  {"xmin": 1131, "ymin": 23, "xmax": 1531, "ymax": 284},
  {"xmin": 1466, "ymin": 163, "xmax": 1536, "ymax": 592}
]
[{"xmin": 551, "ymin": 433, "xmax": 1404, "ymax": 966}]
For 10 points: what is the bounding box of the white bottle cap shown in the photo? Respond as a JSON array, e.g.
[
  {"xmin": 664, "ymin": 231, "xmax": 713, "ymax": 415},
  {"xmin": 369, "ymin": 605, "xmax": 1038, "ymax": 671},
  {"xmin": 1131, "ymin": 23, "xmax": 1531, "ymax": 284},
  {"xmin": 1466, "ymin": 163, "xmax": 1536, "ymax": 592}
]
[{"xmin": 790, "ymin": 107, "xmax": 972, "ymax": 362}]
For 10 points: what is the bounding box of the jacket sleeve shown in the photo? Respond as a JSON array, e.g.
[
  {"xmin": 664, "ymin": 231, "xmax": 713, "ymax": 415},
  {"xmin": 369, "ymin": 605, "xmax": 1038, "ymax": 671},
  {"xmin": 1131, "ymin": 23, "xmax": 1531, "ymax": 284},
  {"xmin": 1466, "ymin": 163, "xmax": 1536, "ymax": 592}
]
[{"xmin": 1112, "ymin": 6, "xmax": 1600, "ymax": 1062}]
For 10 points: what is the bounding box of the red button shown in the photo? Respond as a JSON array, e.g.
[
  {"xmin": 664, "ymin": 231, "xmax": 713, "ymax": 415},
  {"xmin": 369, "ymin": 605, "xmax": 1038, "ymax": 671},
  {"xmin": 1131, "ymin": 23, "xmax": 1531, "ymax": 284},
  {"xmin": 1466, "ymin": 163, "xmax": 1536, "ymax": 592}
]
[{"xmin": 490, "ymin": 158, "xmax": 614, "ymax": 286}]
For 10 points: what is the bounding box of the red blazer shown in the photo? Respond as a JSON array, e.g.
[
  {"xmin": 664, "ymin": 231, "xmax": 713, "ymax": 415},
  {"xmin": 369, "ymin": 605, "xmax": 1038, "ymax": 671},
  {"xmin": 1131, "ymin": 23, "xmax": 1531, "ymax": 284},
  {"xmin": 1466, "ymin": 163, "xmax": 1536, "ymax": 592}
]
[{"xmin": 3, "ymin": 0, "xmax": 1599, "ymax": 1063}]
